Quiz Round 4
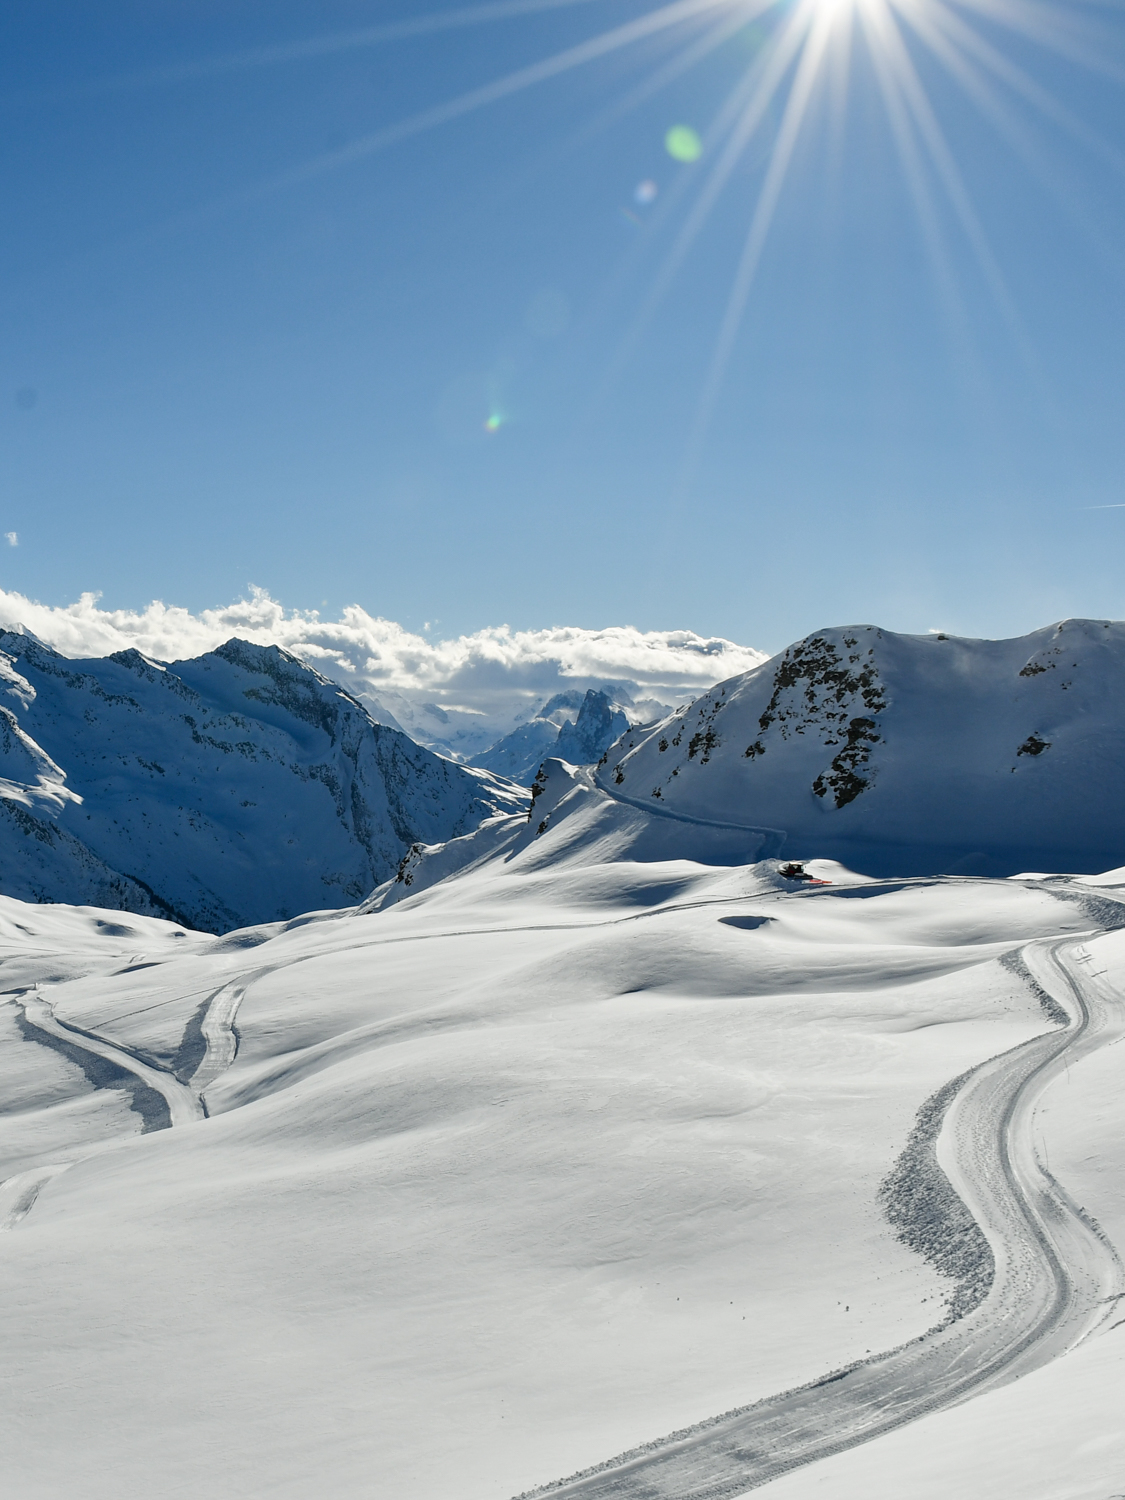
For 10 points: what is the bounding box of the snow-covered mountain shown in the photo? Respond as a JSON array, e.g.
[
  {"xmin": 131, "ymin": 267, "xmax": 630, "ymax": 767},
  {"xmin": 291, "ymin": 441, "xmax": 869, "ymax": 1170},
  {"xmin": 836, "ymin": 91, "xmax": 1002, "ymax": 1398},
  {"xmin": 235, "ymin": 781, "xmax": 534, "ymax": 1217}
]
[
  {"xmin": 598, "ymin": 619, "xmax": 1125, "ymax": 877},
  {"xmin": 363, "ymin": 678, "xmax": 676, "ymax": 761},
  {"xmin": 470, "ymin": 689, "xmax": 632, "ymax": 783},
  {"xmin": 0, "ymin": 630, "xmax": 524, "ymax": 930},
  {"xmin": 0, "ymin": 587, "xmax": 768, "ymax": 762},
  {"xmin": 466, "ymin": 689, "xmax": 591, "ymax": 781},
  {"xmin": 7, "ymin": 617, "xmax": 1125, "ymax": 1500}
]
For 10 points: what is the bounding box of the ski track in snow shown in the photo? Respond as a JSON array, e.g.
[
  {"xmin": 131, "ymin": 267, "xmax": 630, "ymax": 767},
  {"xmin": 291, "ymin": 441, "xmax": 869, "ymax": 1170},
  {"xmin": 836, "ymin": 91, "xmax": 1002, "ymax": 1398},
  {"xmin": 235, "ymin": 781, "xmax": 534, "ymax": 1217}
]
[
  {"xmin": 516, "ymin": 929, "xmax": 1125, "ymax": 1499},
  {"xmin": 19, "ymin": 994, "xmax": 204, "ymax": 1127},
  {"xmin": 1, "ymin": 977, "xmax": 254, "ymax": 1226},
  {"xmin": 3, "ymin": 876, "xmax": 1123, "ymax": 1494},
  {"xmin": 0, "ymin": 1162, "xmax": 71, "ymax": 1231},
  {"xmin": 189, "ymin": 978, "xmax": 255, "ymax": 1103}
]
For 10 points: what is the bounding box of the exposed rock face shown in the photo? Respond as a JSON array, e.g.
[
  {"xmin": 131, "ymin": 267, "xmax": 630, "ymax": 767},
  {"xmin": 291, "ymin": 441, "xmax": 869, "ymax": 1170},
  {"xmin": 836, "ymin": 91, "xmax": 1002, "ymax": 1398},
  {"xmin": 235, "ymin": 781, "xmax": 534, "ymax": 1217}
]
[
  {"xmin": 553, "ymin": 691, "xmax": 630, "ymax": 769},
  {"xmin": 471, "ymin": 689, "xmax": 633, "ymax": 784},
  {"xmin": 0, "ymin": 631, "xmax": 525, "ymax": 931},
  {"xmin": 599, "ymin": 619, "xmax": 1125, "ymax": 876}
]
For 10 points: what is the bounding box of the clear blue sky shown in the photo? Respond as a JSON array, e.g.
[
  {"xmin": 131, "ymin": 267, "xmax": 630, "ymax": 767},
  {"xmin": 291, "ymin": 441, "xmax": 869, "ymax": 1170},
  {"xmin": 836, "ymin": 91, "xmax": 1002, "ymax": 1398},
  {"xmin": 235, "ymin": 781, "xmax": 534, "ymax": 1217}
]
[{"xmin": 3, "ymin": 0, "xmax": 1125, "ymax": 652}]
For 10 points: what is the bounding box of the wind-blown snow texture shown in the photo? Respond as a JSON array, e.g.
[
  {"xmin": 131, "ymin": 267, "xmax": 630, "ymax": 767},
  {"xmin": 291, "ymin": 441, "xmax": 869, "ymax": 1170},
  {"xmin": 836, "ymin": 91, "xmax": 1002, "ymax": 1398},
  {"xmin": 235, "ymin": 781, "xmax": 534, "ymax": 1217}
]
[
  {"xmin": 0, "ymin": 630, "xmax": 524, "ymax": 931},
  {"xmin": 603, "ymin": 619, "xmax": 1125, "ymax": 876}
]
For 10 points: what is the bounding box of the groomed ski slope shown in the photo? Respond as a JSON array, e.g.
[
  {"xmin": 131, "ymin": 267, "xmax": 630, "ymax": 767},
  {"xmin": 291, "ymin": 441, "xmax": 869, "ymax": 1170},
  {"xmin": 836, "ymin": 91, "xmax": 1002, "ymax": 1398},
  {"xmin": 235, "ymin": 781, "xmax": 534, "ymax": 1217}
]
[
  {"xmin": 520, "ymin": 935, "xmax": 1125, "ymax": 1497},
  {"xmin": 1, "ymin": 846, "xmax": 1124, "ymax": 1497}
]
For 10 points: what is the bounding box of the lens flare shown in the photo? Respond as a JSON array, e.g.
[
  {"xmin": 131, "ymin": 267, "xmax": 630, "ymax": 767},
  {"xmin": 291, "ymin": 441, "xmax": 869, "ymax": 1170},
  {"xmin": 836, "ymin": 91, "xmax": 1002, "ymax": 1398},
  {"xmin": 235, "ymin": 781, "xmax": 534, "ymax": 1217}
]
[
  {"xmin": 161, "ymin": 0, "xmax": 1125, "ymax": 473},
  {"xmin": 665, "ymin": 124, "xmax": 703, "ymax": 162}
]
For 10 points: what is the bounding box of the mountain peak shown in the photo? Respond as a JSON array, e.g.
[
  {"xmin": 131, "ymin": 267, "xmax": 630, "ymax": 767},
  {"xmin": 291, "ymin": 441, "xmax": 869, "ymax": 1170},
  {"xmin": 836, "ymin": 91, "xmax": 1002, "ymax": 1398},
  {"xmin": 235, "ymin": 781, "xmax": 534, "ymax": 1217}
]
[
  {"xmin": 598, "ymin": 619, "xmax": 1125, "ymax": 876},
  {"xmin": 0, "ymin": 636, "xmax": 526, "ymax": 930}
]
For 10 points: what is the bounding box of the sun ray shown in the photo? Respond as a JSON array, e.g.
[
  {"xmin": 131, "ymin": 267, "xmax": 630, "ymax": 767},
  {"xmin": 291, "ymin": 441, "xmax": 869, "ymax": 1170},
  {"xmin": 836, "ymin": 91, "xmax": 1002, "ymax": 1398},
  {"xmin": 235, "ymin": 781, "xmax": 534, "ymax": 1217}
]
[
  {"xmin": 65, "ymin": 0, "xmax": 615, "ymax": 95},
  {"xmin": 864, "ymin": 1, "xmax": 978, "ymax": 347},
  {"xmin": 169, "ymin": 0, "xmax": 740, "ymax": 229},
  {"xmin": 907, "ymin": 0, "xmax": 1125, "ymax": 175},
  {"xmin": 563, "ymin": 1, "xmax": 770, "ymax": 153},
  {"xmin": 58, "ymin": 0, "xmax": 1125, "ymax": 476},
  {"xmin": 700, "ymin": 9, "xmax": 841, "ymax": 387},
  {"xmin": 824, "ymin": 0, "xmax": 856, "ymax": 162},
  {"xmin": 599, "ymin": 0, "xmax": 819, "ymax": 388},
  {"xmin": 906, "ymin": 2, "xmax": 1125, "ymax": 271},
  {"xmin": 553, "ymin": 5, "xmax": 785, "ymax": 352},
  {"xmin": 676, "ymin": 1, "xmax": 842, "ymax": 481},
  {"xmin": 953, "ymin": 0, "xmax": 1125, "ymax": 82},
  {"xmin": 864, "ymin": 0, "xmax": 1031, "ymax": 357},
  {"xmin": 662, "ymin": 0, "xmax": 819, "ymax": 277}
]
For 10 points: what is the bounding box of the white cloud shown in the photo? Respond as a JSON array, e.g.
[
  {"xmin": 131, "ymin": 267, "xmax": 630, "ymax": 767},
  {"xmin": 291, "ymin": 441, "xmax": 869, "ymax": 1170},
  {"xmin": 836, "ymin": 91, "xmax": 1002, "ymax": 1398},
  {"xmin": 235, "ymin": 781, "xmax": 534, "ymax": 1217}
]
[
  {"xmin": 5, "ymin": 533, "xmax": 17, "ymax": 547},
  {"xmin": 0, "ymin": 586, "xmax": 767, "ymax": 755}
]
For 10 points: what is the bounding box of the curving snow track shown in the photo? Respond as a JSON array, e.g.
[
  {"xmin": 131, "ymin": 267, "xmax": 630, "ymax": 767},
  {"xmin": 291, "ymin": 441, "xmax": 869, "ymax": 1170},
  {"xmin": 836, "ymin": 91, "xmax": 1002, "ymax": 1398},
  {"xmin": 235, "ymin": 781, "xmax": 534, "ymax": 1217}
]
[
  {"xmin": 2, "ymin": 977, "xmax": 256, "ymax": 1226},
  {"xmin": 188, "ymin": 977, "xmax": 254, "ymax": 1103},
  {"xmin": 518, "ymin": 936, "xmax": 1125, "ymax": 1499},
  {"xmin": 6, "ymin": 902, "xmax": 1123, "ymax": 1486},
  {"xmin": 20, "ymin": 993, "xmax": 204, "ymax": 1126}
]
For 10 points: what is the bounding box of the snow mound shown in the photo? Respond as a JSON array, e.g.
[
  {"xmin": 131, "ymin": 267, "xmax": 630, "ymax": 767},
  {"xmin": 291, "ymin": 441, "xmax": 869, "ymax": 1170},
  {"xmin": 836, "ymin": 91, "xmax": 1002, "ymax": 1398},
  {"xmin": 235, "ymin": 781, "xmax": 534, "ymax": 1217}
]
[{"xmin": 367, "ymin": 758, "xmax": 786, "ymax": 911}]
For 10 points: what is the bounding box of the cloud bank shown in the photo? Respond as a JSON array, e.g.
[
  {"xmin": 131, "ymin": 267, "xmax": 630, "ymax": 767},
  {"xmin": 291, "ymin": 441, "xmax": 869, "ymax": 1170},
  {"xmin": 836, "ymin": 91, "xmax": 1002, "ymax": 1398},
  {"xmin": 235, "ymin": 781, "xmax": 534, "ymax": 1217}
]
[{"xmin": 0, "ymin": 587, "xmax": 767, "ymax": 756}]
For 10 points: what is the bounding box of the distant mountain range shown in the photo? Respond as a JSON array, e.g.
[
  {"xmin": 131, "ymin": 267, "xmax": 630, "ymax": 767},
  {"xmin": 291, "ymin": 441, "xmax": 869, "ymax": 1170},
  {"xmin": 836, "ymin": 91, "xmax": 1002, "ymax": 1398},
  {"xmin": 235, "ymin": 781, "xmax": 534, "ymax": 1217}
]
[
  {"xmin": 372, "ymin": 618, "xmax": 1125, "ymax": 904},
  {"xmin": 0, "ymin": 630, "xmax": 524, "ymax": 931},
  {"xmin": 6, "ymin": 618, "xmax": 1122, "ymax": 932},
  {"xmin": 0, "ymin": 588, "xmax": 766, "ymax": 765},
  {"xmin": 469, "ymin": 688, "xmax": 632, "ymax": 783}
]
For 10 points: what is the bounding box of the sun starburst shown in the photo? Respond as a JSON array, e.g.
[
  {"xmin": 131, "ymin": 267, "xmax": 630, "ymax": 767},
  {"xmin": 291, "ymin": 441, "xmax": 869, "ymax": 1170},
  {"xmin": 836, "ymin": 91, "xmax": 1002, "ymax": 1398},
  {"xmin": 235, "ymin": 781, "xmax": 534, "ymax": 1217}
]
[{"xmin": 115, "ymin": 0, "xmax": 1125, "ymax": 456}]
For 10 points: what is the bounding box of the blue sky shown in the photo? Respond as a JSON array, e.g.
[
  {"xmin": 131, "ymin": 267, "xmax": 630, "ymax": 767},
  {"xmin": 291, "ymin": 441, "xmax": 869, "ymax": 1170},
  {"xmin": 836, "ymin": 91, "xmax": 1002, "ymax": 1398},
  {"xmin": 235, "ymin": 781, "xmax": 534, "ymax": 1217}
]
[{"xmin": 3, "ymin": 0, "xmax": 1125, "ymax": 653}]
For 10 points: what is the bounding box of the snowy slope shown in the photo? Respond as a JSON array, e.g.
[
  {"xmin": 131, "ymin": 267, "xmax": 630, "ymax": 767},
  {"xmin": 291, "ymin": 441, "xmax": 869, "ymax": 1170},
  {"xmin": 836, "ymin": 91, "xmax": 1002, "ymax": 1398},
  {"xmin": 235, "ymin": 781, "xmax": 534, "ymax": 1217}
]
[
  {"xmin": 601, "ymin": 619, "xmax": 1125, "ymax": 876},
  {"xmin": 0, "ymin": 631, "xmax": 524, "ymax": 930},
  {"xmin": 5, "ymin": 616, "xmax": 1125, "ymax": 1500},
  {"xmin": 468, "ymin": 714, "xmax": 566, "ymax": 780},
  {"xmin": 1, "ymin": 847, "xmax": 1123, "ymax": 1499}
]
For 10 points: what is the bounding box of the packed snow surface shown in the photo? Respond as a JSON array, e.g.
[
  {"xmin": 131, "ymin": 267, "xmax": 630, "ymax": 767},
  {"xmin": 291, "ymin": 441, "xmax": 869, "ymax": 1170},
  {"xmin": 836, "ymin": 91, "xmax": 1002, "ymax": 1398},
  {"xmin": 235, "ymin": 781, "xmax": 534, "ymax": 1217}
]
[{"xmin": 2, "ymin": 761, "xmax": 1124, "ymax": 1498}]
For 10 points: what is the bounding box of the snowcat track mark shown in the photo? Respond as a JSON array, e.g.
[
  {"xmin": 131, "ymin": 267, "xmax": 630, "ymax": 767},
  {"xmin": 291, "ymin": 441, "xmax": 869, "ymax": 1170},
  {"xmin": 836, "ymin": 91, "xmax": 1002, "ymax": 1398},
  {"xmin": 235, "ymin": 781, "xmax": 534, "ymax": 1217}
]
[{"xmin": 514, "ymin": 934, "xmax": 1125, "ymax": 1499}]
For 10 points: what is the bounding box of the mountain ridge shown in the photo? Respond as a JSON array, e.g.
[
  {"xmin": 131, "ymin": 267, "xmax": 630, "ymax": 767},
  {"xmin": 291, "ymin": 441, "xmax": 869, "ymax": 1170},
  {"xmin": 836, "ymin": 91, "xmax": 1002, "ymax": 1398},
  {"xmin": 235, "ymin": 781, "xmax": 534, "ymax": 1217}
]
[
  {"xmin": 470, "ymin": 688, "xmax": 633, "ymax": 783},
  {"xmin": 600, "ymin": 618, "xmax": 1125, "ymax": 875},
  {"xmin": 0, "ymin": 630, "xmax": 525, "ymax": 930}
]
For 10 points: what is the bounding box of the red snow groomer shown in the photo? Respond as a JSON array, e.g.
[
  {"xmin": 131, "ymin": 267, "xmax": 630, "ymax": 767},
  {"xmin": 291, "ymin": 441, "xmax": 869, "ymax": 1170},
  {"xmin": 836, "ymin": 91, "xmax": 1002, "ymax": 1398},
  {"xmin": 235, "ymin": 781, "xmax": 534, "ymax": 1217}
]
[{"xmin": 778, "ymin": 862, "xmax": 832, "ymax": 885}]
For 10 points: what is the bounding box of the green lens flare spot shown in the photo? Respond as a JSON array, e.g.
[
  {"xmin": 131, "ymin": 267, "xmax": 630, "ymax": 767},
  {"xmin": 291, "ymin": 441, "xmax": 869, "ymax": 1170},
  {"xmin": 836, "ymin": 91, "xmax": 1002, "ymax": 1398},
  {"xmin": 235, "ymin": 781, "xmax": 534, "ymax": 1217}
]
[
  {"xmin": 665, "ymin": 125, "xmax": 702, "ymax": 163},
  {"xmin": 484, "ymin": 413, "xmax": 504, "ymax": 432}
]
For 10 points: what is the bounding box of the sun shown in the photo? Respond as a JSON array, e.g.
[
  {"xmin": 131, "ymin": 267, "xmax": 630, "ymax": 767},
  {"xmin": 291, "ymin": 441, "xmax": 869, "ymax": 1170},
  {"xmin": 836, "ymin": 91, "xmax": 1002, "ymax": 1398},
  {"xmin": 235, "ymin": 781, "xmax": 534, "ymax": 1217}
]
[{"xmin": 150, "ymin": 0, "xmax": 1122, "ymax": 457}]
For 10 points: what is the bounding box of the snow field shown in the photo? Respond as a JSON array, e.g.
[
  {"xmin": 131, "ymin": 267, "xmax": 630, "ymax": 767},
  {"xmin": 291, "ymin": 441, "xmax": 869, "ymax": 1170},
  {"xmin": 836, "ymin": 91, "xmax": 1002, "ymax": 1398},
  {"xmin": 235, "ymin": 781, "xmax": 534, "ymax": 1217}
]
[
  {"xmin": 752, "ymin": 931, "xmax": 1125, "ymax": 1500},
  {"xmin": 0, "ymin": 862, "xmax": 1105, "ymax": 1499}
]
